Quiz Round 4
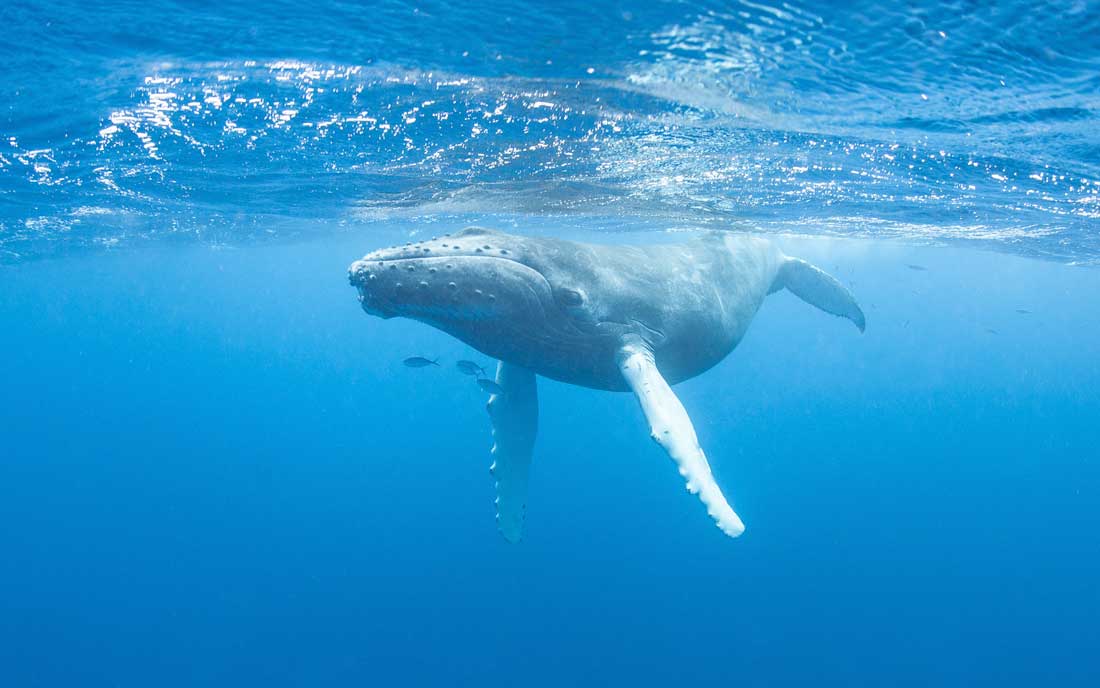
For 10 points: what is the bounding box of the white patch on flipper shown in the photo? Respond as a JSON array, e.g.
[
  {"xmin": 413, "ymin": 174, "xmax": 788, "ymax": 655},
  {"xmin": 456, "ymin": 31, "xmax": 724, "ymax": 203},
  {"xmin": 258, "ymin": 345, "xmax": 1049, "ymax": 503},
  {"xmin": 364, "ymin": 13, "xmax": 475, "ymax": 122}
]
[
  {"xmin": 486, "ymin": 361, "xmax": 538, "ymax": 543},
  {"xmin": 618, "ymin": 343, "xmax": 745, "ymax": 538}
]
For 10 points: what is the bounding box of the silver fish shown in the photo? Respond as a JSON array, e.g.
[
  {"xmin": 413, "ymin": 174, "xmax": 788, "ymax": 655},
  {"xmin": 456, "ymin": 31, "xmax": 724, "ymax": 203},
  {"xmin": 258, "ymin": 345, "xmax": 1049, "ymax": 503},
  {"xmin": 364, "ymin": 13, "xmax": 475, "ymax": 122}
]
[
  {"xmin": 456, "ymin": 360, "xmax": 487, "ymax": 376},
  {"xmin": 476, "ymin": 378, "xmax": 505, "ymax": 395},
  {"xmin": 403, "ymin": 356, "xmax": 439, "ymax": 368}
]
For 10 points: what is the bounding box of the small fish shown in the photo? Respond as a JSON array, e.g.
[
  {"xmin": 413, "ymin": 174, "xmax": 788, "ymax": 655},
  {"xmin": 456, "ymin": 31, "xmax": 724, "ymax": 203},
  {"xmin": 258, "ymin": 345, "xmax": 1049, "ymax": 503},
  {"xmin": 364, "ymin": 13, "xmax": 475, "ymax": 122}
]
[
  {"xmin": 455, "ymin": 360, "xmax": 487, "ymax": 376},
  {"xmin": 1015, "ymin": 308, "xmax": 1032, "ymax": 315},
  {"xmin": 985, "ymin": 328, "xmax": 999, "ymax": 335},
  {"xmin": 476, "ymin": 378, "xmax": 505, "ymax": 395},
  {"xmin": 906, "ymin": 264, "xmax": 928, "ymax": 271},
  {"xmin": 403, "ymin": 356, "xmax": 439, "ymax": 368}
]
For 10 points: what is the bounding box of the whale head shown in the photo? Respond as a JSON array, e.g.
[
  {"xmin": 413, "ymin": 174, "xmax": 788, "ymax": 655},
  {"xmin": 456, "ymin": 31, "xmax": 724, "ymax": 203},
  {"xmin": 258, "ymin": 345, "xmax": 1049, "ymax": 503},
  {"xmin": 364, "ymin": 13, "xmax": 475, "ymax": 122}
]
[{"xmin": 348, "ymin": 228, "xmax": 616, "ymax": 374}]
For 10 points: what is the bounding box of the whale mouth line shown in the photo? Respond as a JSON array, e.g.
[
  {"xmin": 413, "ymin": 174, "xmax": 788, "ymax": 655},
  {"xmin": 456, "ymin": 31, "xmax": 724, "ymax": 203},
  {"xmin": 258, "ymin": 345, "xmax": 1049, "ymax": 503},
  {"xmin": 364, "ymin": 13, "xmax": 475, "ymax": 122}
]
[{"xmin": 349, "ymin": 252, "xmax": 555, "ymax": 325}]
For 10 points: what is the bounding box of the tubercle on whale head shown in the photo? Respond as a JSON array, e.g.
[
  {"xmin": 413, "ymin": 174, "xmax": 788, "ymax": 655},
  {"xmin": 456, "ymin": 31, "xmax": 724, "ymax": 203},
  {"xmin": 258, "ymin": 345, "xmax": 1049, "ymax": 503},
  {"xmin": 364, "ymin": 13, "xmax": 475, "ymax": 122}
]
[
  {"xmin": 347, "ymin": 228, "xmax": 629, "ymax": 382},
  {"xmin": 347, "ymin": 228, "xmax": 561, "ymax": 339},
  {"xmin": 350, "ymin": 227, "xmax": 522, "ymax": 268}
]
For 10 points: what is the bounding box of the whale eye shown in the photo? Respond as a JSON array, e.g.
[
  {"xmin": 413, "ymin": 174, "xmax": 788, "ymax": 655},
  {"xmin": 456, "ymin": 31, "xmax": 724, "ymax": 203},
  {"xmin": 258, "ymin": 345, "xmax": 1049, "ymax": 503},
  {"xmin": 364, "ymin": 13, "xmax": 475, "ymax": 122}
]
[{"xmin": 557, "ymin": 288, "xmax": 585, "ymax": 308}]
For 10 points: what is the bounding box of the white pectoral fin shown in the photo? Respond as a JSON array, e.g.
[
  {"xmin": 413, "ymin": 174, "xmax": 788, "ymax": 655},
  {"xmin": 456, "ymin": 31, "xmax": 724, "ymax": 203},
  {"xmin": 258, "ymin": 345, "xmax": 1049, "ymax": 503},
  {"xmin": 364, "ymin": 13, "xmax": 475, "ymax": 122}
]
[
  {"xmin": 486, "ymin": 361, "xmax": 539, "ymax": 543},
  {"xmin": 618, "ymin": 344, "xmax": 745, "ymax": 538},
  {"xmin": 778, "ymin": 257, "xmax": 866, "ymax": 332}
]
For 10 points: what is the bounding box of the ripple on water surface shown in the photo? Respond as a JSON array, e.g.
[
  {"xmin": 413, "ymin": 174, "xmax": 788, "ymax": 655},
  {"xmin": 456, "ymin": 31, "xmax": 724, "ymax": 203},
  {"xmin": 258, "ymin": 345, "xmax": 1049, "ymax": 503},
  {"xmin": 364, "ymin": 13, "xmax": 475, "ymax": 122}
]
[{"xmin": 1, "ymin": 0, "xmax": 1098, "ymax": 263}]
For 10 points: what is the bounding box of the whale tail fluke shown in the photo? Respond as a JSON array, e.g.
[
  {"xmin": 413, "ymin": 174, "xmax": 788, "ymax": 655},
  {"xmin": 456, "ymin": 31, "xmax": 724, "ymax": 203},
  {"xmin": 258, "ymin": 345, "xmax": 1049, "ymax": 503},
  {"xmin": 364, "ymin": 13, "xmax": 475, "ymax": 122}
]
[{"xmin": 777, "ymin": 257, "xmax": 866, "ymax": 332}]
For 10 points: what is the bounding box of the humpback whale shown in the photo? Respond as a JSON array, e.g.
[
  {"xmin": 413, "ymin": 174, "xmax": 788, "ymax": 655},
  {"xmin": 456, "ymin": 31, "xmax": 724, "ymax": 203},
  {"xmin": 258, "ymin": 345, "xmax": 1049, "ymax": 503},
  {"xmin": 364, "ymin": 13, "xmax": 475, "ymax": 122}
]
[{"xmin": 349, "ymin": 228, "xmax": 864, "ymax": 541}]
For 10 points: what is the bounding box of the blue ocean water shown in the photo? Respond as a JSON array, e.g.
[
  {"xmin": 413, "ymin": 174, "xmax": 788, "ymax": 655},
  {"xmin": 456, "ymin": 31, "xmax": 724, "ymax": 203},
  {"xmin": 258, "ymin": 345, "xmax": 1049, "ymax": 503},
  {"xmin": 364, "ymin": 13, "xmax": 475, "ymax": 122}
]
[{"xmin": 1, "ymin": 1, "xmax": 1099, "ymax": 686}]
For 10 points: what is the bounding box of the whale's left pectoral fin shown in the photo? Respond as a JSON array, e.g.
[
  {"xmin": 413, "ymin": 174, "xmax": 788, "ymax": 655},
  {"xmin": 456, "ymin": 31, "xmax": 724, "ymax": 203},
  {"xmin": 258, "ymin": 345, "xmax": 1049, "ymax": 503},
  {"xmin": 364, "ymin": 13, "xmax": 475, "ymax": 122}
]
[
  {"xmin": 486, "ymin": 361, "xmax": 539, "ymax": 543},
  {"xmin": 776, "ymin": 257, "xmax": 866, "ymax": 332},
  {"xmin": 618, "ymin": 343, "xmax": 745, "ymax": 538}
]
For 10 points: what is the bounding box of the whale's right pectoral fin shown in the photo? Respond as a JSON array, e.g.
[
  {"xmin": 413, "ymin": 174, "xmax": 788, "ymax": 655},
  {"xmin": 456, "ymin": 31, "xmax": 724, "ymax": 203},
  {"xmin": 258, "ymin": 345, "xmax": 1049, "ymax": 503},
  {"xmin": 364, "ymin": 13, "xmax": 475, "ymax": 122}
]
[
  {"xmin": 487, "ymin": 361, "xmax": 538, "ymax": 543},
  {"xmin": 617, "ymin": 342, "xmax": 745, "ymax": 538}
]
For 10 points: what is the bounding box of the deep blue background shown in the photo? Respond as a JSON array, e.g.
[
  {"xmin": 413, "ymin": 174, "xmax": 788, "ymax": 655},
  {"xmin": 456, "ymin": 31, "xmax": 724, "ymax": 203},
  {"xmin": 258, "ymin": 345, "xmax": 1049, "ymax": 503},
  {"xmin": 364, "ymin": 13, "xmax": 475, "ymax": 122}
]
[
  {"xmin": 2, "ymin": 230, "xmax": 1098, "ymax": 686},
  {"xmin": 2, "ymin": 0, "xmax": 1099, "ymax": 684}
]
